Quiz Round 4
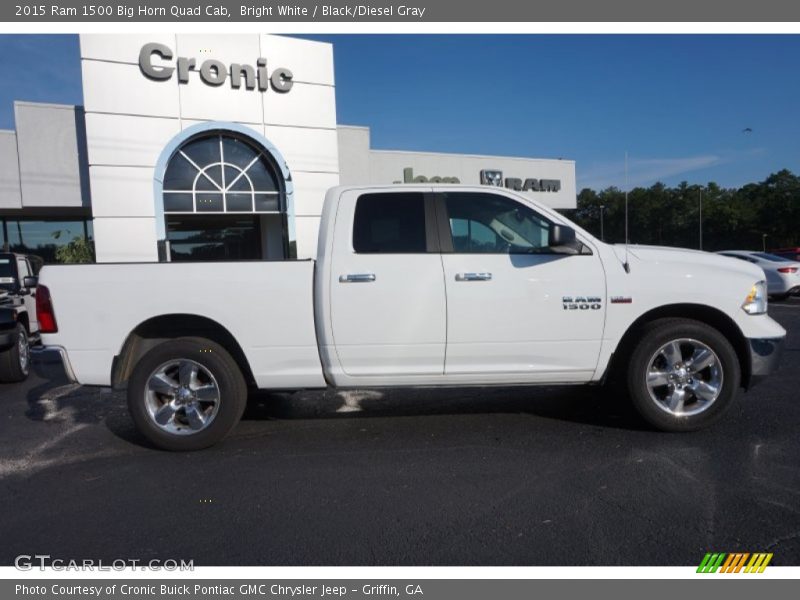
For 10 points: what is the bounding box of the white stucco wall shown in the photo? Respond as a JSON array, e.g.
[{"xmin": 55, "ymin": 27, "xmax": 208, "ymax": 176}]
[
  {"xmin": 80, "ymin": 33, "xmax": 339, "ymax": 262},
  {"xmin": 337, "ymin": 126, "xmax": 577, "ymax": 209},
  {"xmin": 0, "ymin": 131, "xmax": 22, "ymax": 210}
]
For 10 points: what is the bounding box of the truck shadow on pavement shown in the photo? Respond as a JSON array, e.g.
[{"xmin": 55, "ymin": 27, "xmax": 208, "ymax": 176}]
[
  {"xmin": 26, "ymin": 356, "xmax": 649, "ymax": 451},
  {"xmin": 244, "ymin": 384, "xmax": 647, "ymax": 431},
  {"xmin": 25, "ymin": 357, "xmax": 146, "ymax": 448}
]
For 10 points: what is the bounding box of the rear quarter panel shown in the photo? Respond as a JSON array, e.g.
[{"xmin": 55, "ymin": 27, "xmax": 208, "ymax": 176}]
[{"xmin": 39, "ymin": 261, "xmax": 325, "ymax": 388}]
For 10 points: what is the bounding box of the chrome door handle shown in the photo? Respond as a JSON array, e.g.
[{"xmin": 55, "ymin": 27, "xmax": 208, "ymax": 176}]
[
  {"xmin": 339, "ymin": 273, "xmax": 376, "ymax": 283},
  {"xmin": 455, "ymin": 272, "xmax": 492, "ymax": 281}
]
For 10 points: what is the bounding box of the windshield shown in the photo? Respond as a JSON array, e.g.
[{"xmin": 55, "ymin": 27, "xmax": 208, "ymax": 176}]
[
  {"xmin": 0, "ymin": 257, "xmax": 14, "ymax": 279},
  {"xmin": 754, "ymin": 252, "xmax": 792, "ymax": 262},
  {"xmin": 0, "ymin": 257, "xmax": 16, "ymax": 292}
]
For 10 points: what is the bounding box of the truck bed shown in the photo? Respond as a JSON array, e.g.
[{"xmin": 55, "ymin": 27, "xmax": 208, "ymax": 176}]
[{"xmin": 39, "ymin": 261, "xmax": 326, "ymax": 389}]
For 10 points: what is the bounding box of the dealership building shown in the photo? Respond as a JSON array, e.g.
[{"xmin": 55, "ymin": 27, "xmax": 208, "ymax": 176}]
[{"xmin": 0, "ymin": 34, "xmax": 576, "ymax": 264}]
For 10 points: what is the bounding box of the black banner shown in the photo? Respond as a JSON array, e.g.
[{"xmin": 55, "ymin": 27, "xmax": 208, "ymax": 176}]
[
  {"xmin": 4, "ymin": 0, "xmax": 800, "ymax": 22},
  {"xmin": 5, "ymin": 579, "xmax": 800, "ymax": 600}
]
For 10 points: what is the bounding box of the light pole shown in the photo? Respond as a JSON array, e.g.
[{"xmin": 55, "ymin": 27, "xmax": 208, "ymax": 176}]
[
  {"xmin": 599, "ymin": 205, "xmax": 605, "ymax": 241},
  {"xmin": 762, "ymin": 233, "xmax": 768, "ymax": 252},
  {"xmin": 698, "ymin": 190, "xmax": 703, "ymax": 250}
]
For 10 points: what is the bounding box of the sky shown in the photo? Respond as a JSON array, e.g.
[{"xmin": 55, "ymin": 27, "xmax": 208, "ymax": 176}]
[{"xmin": 0, "ymin": 33, "xmax": 798, "ymax": 191}]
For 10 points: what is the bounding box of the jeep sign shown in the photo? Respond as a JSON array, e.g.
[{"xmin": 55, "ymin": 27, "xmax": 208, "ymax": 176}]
[
  {"xmin": 394, "ymin": 167, "xmax": 460, "ymax": 184},
  {"xmin": 138, "ymin": 42, "xmax": 294, "ymax": 93}
]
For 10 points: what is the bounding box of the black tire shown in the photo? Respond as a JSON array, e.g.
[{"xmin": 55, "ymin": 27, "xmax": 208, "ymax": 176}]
[
  {"xmin": 626, "ymin": 318, "xmax": 741, "ymax": 432},
  {"xmin": 0, "ymin": 324, "xmax": 30, "ymax": 383},
  {"xmin": 127, "ymin": 337, "xmax": 247, "ymax": 451}
]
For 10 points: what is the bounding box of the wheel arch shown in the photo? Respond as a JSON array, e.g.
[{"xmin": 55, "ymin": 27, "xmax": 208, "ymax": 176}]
[
  {"xmin": 111, "ymin": 314, "xmax": 256, "ymax": 390},
  {"xmin": 607, "ymin": 303, "xmax": 752, "ymax": 389}
]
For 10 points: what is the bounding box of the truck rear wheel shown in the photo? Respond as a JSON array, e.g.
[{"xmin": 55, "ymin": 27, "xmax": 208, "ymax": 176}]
[
  {"xmin": 626, "ymin": 318, "xmax": 741, "ymax": 431},
  {"xmin": 0, "ymin": 324, "xmax": 30, "ymax": 383},
  {"xmin": 127, "ymin": 337, "xmax": 247, "ymax": 451}
]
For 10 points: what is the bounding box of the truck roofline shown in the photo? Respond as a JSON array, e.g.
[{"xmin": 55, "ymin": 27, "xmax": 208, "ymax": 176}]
[{"xmin": 328, "ymin": 184, "xmax": 514, "ymax": 194}]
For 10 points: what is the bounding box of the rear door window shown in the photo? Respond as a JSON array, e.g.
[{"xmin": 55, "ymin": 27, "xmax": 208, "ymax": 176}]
[{"xmin": 353, "ymin": 193, "xmax": 428, "ymax": 253}]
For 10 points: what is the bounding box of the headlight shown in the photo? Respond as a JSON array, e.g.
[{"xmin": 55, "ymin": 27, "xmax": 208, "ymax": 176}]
[{"xmin": 742, "ymin": 281, "xmax": 768, "ymax": 315}]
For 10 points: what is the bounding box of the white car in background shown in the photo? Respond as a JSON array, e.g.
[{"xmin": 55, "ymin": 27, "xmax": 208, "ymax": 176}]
[{"xmin": 718, "ymin": 251, "xmax": 800, "ymax": 300}]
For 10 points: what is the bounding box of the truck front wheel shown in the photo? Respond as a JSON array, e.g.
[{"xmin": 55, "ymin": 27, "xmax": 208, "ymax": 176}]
[
  {"xmin": 127, "ymin": 337, "xmax": 247, "ymax": 451},
  {"xmin": 626, "ymin": 318, "xmax": 741, "ymax": 431}
]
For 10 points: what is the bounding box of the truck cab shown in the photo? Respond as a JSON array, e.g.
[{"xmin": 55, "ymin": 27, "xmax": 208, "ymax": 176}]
[{"xmin": 316, "ymin": 187, "xmax": 605, "ymax": 386}]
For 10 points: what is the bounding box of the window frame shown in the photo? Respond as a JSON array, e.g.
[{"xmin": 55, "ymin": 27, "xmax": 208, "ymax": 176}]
[
  {"xmin": 162, "ymin": 132, "xmax": 284, "ymax": 216},
  {"xmin": 352, "ymin": 192, "xmax": 440, "ymax": 254}
]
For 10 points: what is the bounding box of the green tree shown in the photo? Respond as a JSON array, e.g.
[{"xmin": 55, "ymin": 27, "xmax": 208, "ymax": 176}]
[
  {"xmin": 567, "ymin": 169, "xmax": 800, "ymax": 252},
  {"xmin": 52, "ymin": 231, "xmax": 95, "ymax": 264}
]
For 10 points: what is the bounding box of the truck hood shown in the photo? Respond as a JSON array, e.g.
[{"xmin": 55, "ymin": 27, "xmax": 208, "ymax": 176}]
[{"xmin": 612, "ymin": 244, "xmax": 765, "ymax": 282}]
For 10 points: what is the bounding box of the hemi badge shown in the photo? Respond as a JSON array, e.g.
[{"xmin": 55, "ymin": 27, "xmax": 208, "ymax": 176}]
[{"xmin": 610, "ymin": 296, "xmax": 633, "ymax": 304}]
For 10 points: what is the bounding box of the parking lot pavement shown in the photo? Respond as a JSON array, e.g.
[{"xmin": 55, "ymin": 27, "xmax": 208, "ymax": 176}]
[{"xmin": 1, "ymin": 303, "xmax": 799, "ymax": 567}]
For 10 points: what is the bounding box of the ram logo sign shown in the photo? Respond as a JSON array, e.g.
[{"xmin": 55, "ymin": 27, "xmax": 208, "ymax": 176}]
[{"xmin": 480, "ymin": 169, "xmax": 561, "ymax": 192}]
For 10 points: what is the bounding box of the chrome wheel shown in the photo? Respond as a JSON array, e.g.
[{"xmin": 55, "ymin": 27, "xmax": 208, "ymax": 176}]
[
  {"xmin": 645, "ymin": 338, "xmax": 723, "ymax": 417},
  {"xmin": 144, "ymin": 359, "xmax": 220, "ymax": 435},
  {"xmin": 18, "ymin": 331, "xmax": 29, "ymax": 375}
]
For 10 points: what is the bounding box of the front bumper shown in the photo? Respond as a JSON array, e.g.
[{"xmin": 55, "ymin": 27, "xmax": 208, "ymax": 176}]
[{"xmin": 748, "ymin": 336, "xmax": 785, "ymax": 387}]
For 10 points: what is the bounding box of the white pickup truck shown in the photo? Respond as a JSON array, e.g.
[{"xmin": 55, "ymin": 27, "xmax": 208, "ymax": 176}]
[{"xmin": 36, "ymin": 185, "xmax": 785, "ymax": 450}]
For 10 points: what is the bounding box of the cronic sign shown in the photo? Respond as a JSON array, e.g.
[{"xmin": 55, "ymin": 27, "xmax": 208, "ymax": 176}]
[{"xmin": 138, "ymin": 42, "xmax": 294, "ymax": 92}]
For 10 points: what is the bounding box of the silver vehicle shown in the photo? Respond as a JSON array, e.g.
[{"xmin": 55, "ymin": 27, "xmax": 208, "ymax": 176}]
[{"xmin": 717, "ymin": 251, "xmax": 800, "ymax": 299}]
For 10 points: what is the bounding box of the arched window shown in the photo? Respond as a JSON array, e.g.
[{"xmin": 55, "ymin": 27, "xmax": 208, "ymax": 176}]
[{"xmin": 162, "ymin": 132, "xmax": 285, "ymax": 214}]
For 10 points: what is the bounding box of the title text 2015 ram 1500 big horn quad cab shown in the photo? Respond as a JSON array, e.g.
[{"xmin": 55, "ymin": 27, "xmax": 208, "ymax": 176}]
[{"xmin": 35, "ymin": 186, "xmax": 785, "ymax": 450}]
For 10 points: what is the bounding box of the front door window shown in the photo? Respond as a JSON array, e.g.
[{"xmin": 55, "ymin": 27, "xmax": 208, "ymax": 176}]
[{"xmin": 445, "ymin": 192, "xmax": 551, "ymax": 253}]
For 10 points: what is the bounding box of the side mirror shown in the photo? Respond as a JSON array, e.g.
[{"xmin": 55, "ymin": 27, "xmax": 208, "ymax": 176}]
[
  {"xmin": 550, "ymin": 224, "xmax": 577, "ymax": 247},
  {"xmin": 23, "ymin": 276, "xmax": 38, "ymax": 289}
]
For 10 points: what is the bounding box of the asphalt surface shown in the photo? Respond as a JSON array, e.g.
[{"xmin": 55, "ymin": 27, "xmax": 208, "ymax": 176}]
[{"xmin": 1, "ymin": 303, "xmax": 799, "ymax": 566}]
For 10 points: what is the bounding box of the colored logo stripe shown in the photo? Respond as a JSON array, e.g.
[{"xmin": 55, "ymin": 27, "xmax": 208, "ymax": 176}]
[
  {"xmin": 697, "ymin": 553, "xmax": 726, "ymax": 573},
  {"xmin": 745, "ymin": 553, "xmax": 773, "ymax": 573},
  {"xmin": 721, "ymin": 553, "xmax": 749, "ymax": 573},
  {"xmin": 697, "ymin": 552, "xmax": 773, "ymax": 573}
]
